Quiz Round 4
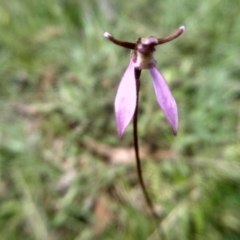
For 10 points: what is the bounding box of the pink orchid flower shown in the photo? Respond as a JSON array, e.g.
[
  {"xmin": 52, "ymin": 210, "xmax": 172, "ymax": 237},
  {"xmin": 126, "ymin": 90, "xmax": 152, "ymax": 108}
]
[{"xmin": 104, "ymin": 26, "xmax": 185, "ymax": 138}]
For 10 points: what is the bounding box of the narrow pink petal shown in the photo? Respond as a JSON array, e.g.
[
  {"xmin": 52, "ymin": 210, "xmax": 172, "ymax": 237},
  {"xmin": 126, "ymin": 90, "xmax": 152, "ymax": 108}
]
[
  {"xmin": 149, "ymin": 67, "xmax": 178, "ymax": 135},
  {"xmin": 115, "ymin": 61, "xmax": 136, "ymax": 138}
]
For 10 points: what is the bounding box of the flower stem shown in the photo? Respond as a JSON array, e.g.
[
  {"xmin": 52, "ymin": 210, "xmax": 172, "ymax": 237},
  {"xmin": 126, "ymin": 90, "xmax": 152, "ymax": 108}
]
[{"xmin": 133, "ymin": 69, "xmax": 158, "ymax": 219}]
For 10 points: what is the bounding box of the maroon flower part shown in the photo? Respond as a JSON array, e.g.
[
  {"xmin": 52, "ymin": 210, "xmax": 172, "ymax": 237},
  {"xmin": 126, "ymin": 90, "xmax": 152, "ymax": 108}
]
[{"xmin": 104, "ymin": 26, "xmax": 185, "ymax": 137}]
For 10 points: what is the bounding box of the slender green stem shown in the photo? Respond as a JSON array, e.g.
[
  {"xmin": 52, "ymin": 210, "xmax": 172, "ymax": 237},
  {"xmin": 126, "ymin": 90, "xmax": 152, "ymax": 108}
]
[{"xmin": 133, "ymin": 69, "xmax": 158, "ymax": 219}]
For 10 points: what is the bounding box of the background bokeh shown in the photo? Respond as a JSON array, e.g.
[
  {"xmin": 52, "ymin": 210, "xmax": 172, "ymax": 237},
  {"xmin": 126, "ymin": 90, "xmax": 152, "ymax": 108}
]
[{"xmin": 0, "ymin": 0, "xmax": 240, "ymax": 239}]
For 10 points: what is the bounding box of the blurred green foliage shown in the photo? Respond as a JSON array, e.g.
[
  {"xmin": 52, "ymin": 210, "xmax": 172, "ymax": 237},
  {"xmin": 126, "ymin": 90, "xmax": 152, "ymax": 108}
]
[{"xmin": 0, "ymin": 0, "xmax": 240, "ymax": 239}]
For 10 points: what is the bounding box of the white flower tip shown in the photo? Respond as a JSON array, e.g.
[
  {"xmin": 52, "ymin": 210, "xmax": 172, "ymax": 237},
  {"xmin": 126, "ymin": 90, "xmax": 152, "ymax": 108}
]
[
  {"xmin": 180, "ymin": 26, "xmax": 186, "ymax": 32},
  {"xmin": 104, "ymin": 32, "xmax": 112, "ymax": 38}
]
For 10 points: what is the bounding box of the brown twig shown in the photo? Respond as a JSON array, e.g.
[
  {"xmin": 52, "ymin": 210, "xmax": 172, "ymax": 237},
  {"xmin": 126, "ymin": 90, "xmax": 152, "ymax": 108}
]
[{"xmin": 133, "ymin": 69, "xmax": 159, "ymax": 220}]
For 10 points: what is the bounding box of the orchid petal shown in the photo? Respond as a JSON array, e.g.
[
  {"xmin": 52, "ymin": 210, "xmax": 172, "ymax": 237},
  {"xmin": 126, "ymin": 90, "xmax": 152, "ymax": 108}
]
[
  {"xmin": 149, "ymin": 67, "xmax": 178, "ymax": 135},
  {"xmin": 115, "ymin": 61, "xmax": 136, "ymax": 138}
]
